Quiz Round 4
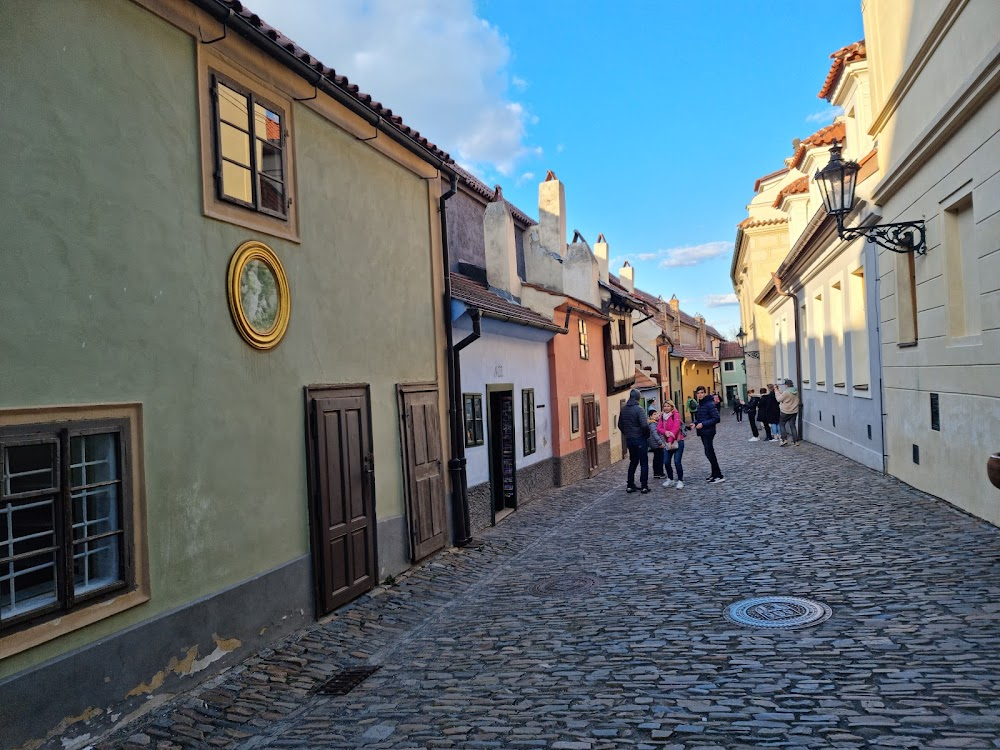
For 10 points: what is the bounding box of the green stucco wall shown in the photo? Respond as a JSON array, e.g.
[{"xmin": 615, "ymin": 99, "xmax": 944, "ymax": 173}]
[
  {"xmin": 721, "ymin": 359, "xmax": 748, "ymax": 400},
  {"xmin": 0, "ymin": 0, "xmax": 438, "ymax": 676}
]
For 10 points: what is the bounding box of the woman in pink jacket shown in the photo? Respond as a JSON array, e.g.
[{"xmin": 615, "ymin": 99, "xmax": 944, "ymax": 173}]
[{"xmin": 658, "ymin": 400, "xmax": 686, "ymax": 489}]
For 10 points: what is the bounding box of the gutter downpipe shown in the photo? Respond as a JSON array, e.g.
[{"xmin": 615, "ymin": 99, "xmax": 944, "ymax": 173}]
[{"xmin": 451, "ymin": 309, "xmax": 481, "ymax": 546}]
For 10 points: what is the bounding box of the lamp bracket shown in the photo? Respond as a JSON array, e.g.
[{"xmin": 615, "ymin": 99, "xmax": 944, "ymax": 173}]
[
  {"xmin": 837, "ymin": 215, "xmax": 926, "ymax": 255},
  {"xmin": 746, "ymin": 351, "xmax": 760, "ymax": 360}
]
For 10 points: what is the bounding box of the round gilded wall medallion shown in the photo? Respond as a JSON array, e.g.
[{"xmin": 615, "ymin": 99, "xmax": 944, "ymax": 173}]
[{"xmin": 227, "ymin": 241, "xmax": 290, "ymax": 350}]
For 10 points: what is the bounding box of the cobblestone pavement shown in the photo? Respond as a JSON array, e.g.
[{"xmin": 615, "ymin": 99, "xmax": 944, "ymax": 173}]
[{"xmin": 95, "ymin": 416, "xmax": 1000, "ymax": 749}]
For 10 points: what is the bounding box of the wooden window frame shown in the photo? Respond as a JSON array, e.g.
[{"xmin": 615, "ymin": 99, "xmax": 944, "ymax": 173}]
[
  {"xmin": 0, "ymin": 404, "xmax": 148, "ymax": 659},
  {"xmin": 724, "ymin": 361, "xmax": 734, "ymax": 371},
  {"xmin": 578, "ymin": 319, "xmax": 590, "ymax": 360},
  {"xmin": 521, "ymin": 389, "xmax": 536, "ymax": 457},
  {"xmin": 463, "ymin": 394, "xmax": 484, "ymax": 448},
  {"xmin": 570, "ymin": 402, "xmax": 581, "ymax": 437}
]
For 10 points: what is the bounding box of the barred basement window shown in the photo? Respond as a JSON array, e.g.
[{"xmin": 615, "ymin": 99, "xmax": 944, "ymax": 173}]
[
  {"xmin": 1, "ymin": 420, "xmax": 133, "ymax": 632},
  {"xmin": 522, "ymin": 389, "xmax": 536, "ymax": 456},
  {"xmin": 463, "ymin": 394, "xmax": 484, "ymax": 447},
  {"xmin": 578, "ymin": 320, "xmax": 590, "ymax": 360},
  {"xmin": 212, "ymin": 74, "xmax": 288, "ymax": 218}
]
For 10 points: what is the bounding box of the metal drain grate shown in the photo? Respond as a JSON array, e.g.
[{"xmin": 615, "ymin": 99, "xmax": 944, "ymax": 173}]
[
  {"xmin": 724, "ymin": 596, "xmax": 832, "ymax": 629},
  {"xmin": 317, "ymin": 665, "xmax": 381, "ymax": 696},
  {"xmin": 528, "ymin": 573, "xmax": 601, "ymax": 597}
]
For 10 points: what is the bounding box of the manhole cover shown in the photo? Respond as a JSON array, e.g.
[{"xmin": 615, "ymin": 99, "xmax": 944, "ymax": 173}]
[
  {"xmin": 724, "ymin": 596, "xmax": 832, "ymax": 629},
  {"xmin": 316, "ymin": 665, "xmax": 381, "ymax": 695},
  {"xmin": 528, "ymin": 573, "xmax": 601, "ymax": 597}
]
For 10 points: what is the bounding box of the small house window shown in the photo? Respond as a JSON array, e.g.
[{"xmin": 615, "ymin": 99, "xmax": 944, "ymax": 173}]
[
  {"xmin": 521, "ymin": 389, "xmax": 536, "ymax": 456},
  {"xmin": 463, "ymin": 394, "xmax": 484, "ymax": 447},
  {"xmin": 596, "ymin": 401, "xmax": 601, "ymax": 426},
  {"xmin": 1, "ymin": 420, "xmax": 134, "ymax": 632},
  {"xmin": 578, "ymin": 320, "xmax": 589, "ymax": 360},
  {"xmin": 570, "ymin": 403, "xmax": 581, "ymax": 435},
  {"xmin": 212, "ymin": 74, "xmax": 288, "ymax": 218},
  {"xmin": 617, "ymin": 318, "xmax": 628, "ymax": 346},
  {"xmin": 724, "ymin": 361, "xmax": 734, "ymax": 371}
]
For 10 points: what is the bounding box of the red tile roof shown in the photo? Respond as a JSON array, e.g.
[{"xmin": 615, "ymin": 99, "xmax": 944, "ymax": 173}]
[
  {"xmin": 818, "ymin": 40, "xmax": 867, "ymax": 101},
  {"xmin": 451, "ymin": 164, "xmax": 536, "ymax": 226},
  {"xmin": 753, "ymin": 167, "xmax": 790, "ymax": 193},
  {"xmin": 215, "ymin": 0, "xmax": 449, "ymax": 163},
  {"xmin": 451, "ymin": 273, "xmax": 566, "ymax": 332},
  {"xmin": 719, "ymin": 341, "xmax": 743, "ymax": 359},
  {"xmin": 634, "ymin": 367, "xmax": 657, "ymax": 389},
  {"xmin": 669, "ymin": 344, "xmax": 717, "ymax": 364},
  {"xmin": 772, "ymin": 175, "xmax": 810, "ymax": 208},
  {"xmin": 790, "ymin": 122, "xmax": 845, "ymax": 169}
]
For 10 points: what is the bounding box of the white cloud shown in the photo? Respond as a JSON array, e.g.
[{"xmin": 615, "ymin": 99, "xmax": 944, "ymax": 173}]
[
  {"xmin": 805, "ymin": 105, "xmax": 844, "ymax": 124},
  {"xmin": 634, "ymin": 252, "xmax": 660, "ymax": 262},
  {"xmin": 515, "ymin": 171, "xmax": 535, "ymax": 186},
  {"xmin": 246, "ymin": 0, "xmax": 538, "ymax": 175},
  {"xmin": 656, "ymin": 241, "xmax": 733, "ymax": 268},
  {"xmin": 511, "ymin": 76, "xmax": 528, "ymax": 90},
  {"xmin": 704, "ymin": 293, "xmax": 739, "ymax": 307}
]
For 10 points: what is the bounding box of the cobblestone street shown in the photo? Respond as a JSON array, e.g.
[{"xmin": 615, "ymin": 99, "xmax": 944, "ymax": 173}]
[{"xmin": 98, "ymin": 418, "xmax": 1000, "ymax": 749}]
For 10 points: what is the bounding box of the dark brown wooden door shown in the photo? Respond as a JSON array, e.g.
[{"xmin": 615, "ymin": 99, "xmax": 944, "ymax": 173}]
[
  {"xmin": 619, "ymin": 398, "xmax": 627, "ymax": 459},
  {"xmin": 582, "ymin": 394, "xmax": 599, "ymax": 477},
  {"xmin": 397, "ymin": 384, "xmax": 447, "ymax": 562},
  {"xmin": 489, "ymin": 390, "xmax": 517, "ymax": 517},
  {"xmin": 306, "ymin": 386, "xmax": 376, "ymax": 615}
]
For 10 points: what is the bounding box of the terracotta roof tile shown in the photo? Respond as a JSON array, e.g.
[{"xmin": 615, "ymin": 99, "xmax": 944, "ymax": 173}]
[
  {"xmin": 772, "ymin": 175, "xmax": 810, "ymax": 208},
  {"xmin": 753, "ymin": 167, "xmax": 790, "ymax": 193},
  {"xmin": 633, "ymin": 367, "xmax": 658, "ymax": 389},
  {"xmin": 670, "ymin": 344, "xmax": 717, "ymax": 364},
  {"xmin": 216, "ymin": 1, "xmax": 450, "ymax": 163},
  {"xmin": 738, "ymin": 216, "xmax": 789, "ymax": 230},
  {"xmin": 451, "ymin": 274, "xmax": 565, "ymax": 332},
  {"xmin": 818, "ymin": 40, "xmax": 867, "ymax": 101},
  {"xmin": 451, "ymin": 164, "xmax": 536, "ymax": 226},
  {"xmin": 719, "ymin": 341, "xmax": 743, "ymax": 359},
  {"xmin": 790, "ymin": 122, "xmax": 845, "ymax": 169}
]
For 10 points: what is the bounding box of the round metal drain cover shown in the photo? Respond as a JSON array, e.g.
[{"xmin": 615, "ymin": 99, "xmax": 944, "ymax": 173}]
[
  {"xmin": 528, "ymin": 574, "xmax": 600, "ymax": 597},
  {"xmin": 725, "ymin": 596, "xmax": 832, "ymax": 629}
]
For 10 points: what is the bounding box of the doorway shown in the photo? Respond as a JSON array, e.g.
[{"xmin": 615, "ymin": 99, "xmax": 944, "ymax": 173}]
[
  {"xmin": 582, "ymin": 393, "xmax": 599, "ymax": 477},
  {"xmin": 488, "ymin": 389, "xmax": 517, "ymax": 521},
  {"xmin": 304, "ymin": 385, "xmax": 377, "ymax": 616},
  {"xmin": 726, "ymin": 385, "xmax": 739, "ymax": 405}
]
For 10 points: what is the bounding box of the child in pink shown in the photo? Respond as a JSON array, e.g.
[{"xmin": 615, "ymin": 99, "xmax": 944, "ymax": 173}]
[{"xmin": 659, "ymin": 401, "xmax": 685, "ymax": 489}]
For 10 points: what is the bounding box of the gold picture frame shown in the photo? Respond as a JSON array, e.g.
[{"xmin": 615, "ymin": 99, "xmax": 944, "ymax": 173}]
[{"xmin": 227, "ymin": 240, "xmax": 291, "ymax": 350}]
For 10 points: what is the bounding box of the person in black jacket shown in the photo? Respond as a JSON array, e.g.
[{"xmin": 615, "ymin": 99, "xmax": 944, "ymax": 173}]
[
  {"xmin": 757, "ymin": 386, "xmax": 778, "ymax": 441},
  {"xmin": 745, "ymin": 391, "xmax": 761, "ymax": 441},
  {"xmin": 618, "ymin": 389, "xmax": 650, "ymax": 493},
  {"xmin": 693, "ymin": 386, "xmax": 725, "ymax": 483}
]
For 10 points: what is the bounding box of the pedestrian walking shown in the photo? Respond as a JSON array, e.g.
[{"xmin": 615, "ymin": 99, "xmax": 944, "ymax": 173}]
[
  {"xmin": 776, "ymin": 379, "xmax": 802, "ymax": 446},
  {"xmin": 732, "ymin": 395, "xmax": 744, "ymax": 422},
  {"xmin": 648, "ymin": 409, "xmax": 667, "ymax": 479},
  {"xmin": 758, "ymin": 386, "xmax": 778, "ymax": 442},
  {"xmin": 659, "ymin": 400, "xmax": 685, "ymax": 489},
  {"xmin": 693, "ymin": 386, "xmax": 725, "ymax": 483},
  {"xmin": 745, "ymin": 390, "xmax": 761, "ymax": 441},
  {"xmin": 686, "ymin": 394, "xmax": 698, "ymax": 423},
  {"xmin": 618, "ymin": 388, "xmax": 650, "ymax": 493}
]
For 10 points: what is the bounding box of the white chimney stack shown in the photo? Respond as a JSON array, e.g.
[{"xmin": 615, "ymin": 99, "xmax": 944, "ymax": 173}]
[
  {"xmin": 619, "ymin": 261, "xmax": 634, "ymax": 293},
  {"xmin": 538, "ymin": 170, "xmax": 567, "ymax": 256},
  {"xmin": 594, "ymin": 233, "xmax": 609, "ymax": 284},
  {"xmin": 483, "ymin": 185, "xmax": 521, "ymax": 298}
]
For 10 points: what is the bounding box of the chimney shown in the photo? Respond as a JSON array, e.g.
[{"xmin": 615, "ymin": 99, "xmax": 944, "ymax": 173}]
[
  {"xmin": 538, "ymin": 170, "xmax": 567, "ymax": 256},
  {"xmin": 669, "ymin": 294, "xmax": 681, "ymax": 342},
  {"xmin": 593, "ymin": 233, "xmax": 609, "ymax": 284},
  {"xmin": 618, "ymin": 261, "xmax": 634, "ymax": 293},
  {"xmin": 696, "ymin": 314, "xmax": 707, "ymax": 351},
  {"xmin": 483, "ymin": 185, "xmax": 521, "ymax": 298}
]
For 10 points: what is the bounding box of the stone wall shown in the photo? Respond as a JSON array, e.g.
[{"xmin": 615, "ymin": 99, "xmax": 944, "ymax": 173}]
[
  {"xmin": 467, "ymin": 457, "xmax": 556, "ymax": 533},
  {"xmin": 554, "ymin": 441, "xmax": 612, "ymax": 486}
]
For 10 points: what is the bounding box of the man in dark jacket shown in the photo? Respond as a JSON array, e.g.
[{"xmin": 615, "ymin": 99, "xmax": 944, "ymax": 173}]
[
  {"xmin": 745, "ymin": 391, "xmax": 761, "ymax": 441},
  {"xmin": 693, "ymin": 386, "xmax": 725, "ymax": 483},
  {"xmin": 618, "ymin": 388, "xmax": 650, "ymax": 493}
]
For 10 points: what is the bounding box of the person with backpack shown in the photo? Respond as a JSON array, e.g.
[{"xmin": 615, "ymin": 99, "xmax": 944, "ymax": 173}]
[
  {"xmin": 659, "ymin": 400, "xmax": 685, "ymax": 489},
  {"xmin": 686, "ymin": 394, "xmax": 698, "ymax": 422},
  {"xmin": 693, "ymin": 386, "xmax": 725, "ymax": 483},
  {"xmin": 744, "ymin": 390, "xmax": 761, "ymax": 441},
  {"xmin": 758, "ymin": 385, "xmax": 780, "ymax": 442},
  {"xmin": 647, "ymin": 409, "xmax": 667, "ymax": 479},
  {"xmin": 618, "ymin": 389, "xmax": 651, "ymax": 493}
]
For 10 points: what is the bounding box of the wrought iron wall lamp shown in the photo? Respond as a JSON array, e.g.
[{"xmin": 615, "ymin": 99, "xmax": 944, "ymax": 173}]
[{"xmin": 814, "ymin": 140, "xmax": 927, "ymax": 255}]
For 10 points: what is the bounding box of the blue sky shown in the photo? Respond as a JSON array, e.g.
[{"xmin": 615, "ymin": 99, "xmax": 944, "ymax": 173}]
[{"xmin": 250, "ymin": 0, "xmax": 864, "ymax": 336}]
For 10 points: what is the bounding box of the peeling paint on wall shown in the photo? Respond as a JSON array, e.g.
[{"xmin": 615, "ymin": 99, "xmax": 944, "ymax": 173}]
[{"xmin": 13, "ymin": 707, "xmax": 102, "ymax": 750}]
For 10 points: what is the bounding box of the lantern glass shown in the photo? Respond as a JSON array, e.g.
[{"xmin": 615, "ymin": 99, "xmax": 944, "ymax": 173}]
[
  {"xmin": 815, "ymin": 141, "xmax": 860, "ymax": 217},
  {"xmin": 736, "ymin": 327, "xmax": 747, "ymax": 348}
]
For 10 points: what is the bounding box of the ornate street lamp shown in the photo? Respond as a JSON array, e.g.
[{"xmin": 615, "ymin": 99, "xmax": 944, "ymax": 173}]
[{"xmin": 815, "ymin": 140, "xmax": 926, "ymax": 254}]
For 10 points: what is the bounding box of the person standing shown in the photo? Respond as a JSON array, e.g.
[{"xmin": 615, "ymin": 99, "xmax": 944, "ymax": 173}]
[
  {"xmin": 648, "ymin": 409, "xmax": 667, "ymax": 479},
  {"xmin": 686, "ymin": 394, "xmax": 698, "ymax": 423},
  {"xmin": 745, "ymin": 390, "xmax": 761, "ymax": 441},
  {"xmin": 618, "ymin": 388, "xmax": 650, "ymax": 493},
  {"xmin": 732, "ymin": 395, "xmax": 744, "ymax": 423},
  {"xmin": 776, "ymin": 379, "xmax": 802, "ymax": 446},
  {"xmin": 659, "ymin": 400, "xmax": 685, "ymax": 489},
  {"xmin": 693, "ymin": 386, "xmax": 724, "ymax": 483},
  {"xmin": 758, "ymin": 386, "xmax": 778, "ymax": 442}
]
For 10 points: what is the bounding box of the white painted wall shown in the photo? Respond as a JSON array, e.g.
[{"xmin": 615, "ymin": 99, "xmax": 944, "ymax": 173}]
[{"xmin": 454, "ymin": 317, "xmax": 554, "ymax": 488}]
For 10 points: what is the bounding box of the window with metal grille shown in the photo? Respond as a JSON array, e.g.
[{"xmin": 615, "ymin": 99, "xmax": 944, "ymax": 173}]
[
  {"xmin": 578, "ymin": 319, "xmax": 589, "ymax": 359},
  {"xmin": 212, "ymin": 74, "xmax": 288, "ymax": 218},
  {"xmin": 1, "ymin": 420, "xmax": 133, "ymax": 632},
  {"xmin": 521, "ymin": 389, "xmax": 536, "ymax": 456},
  {"xmin": 463, "ymin": 394, "xmax": 484, "ymax": 447}
]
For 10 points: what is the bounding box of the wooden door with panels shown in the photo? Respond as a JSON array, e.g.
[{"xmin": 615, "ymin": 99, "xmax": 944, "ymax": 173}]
[
  {"xmin": 396, "ymin": 383, "xmax": 447, "ymax": 562},
  {"xmin": 305, "ymin": 385, "xmax": 377, "ymax": 616},
  {"xmin": 582, "ymin": 393, "xmax": 599, "ymax": 477}
]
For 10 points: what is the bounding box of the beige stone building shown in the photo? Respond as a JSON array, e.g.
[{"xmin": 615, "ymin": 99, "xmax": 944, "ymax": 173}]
[{"xmin": 861, "ymin": 0, "xmax": 1000, "ymax": 523}]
